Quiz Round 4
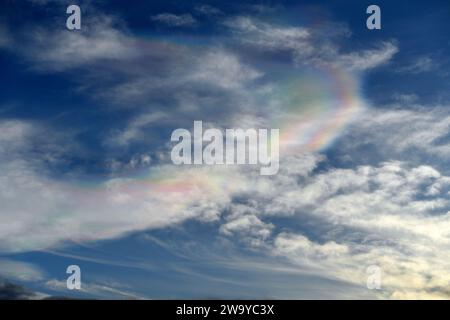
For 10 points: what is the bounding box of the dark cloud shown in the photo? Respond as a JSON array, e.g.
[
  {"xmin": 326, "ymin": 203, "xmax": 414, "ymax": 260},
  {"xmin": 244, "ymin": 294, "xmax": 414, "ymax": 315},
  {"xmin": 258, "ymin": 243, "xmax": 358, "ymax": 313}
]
[
  {"xmin": 0, "ymin": 279, "xmax": 75, "ymax": 300},
  {"xmin": 0, "ymin": 279, "xmax": 38, "ymax": 300}
]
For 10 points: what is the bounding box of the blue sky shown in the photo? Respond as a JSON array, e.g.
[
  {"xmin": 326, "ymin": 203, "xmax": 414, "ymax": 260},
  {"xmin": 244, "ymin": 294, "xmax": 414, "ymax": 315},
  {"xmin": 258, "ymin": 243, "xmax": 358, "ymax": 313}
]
[{"xmin": 1, "ymin": 0, "xmax": 450, "ymax": 299}]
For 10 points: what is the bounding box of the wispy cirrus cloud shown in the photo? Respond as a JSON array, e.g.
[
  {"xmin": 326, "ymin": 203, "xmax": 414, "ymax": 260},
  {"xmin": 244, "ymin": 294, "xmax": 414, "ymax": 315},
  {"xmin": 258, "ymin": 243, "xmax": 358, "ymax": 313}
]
[
  {"xmin": 26, "ymin": 17, "xmax": 136, "ymax": 71},
  {"xmin": 195, "ymin": 4, "xmax": 223, "ymax": 16},
  {"xmin": 223, "ymin": 16, "xmax": 397, "ymax": 70},
  {"xmin": 398, "ymin": 55, "xmax": 437, "ymax": 74},
  {"xmin": 338, "ymin": 41, "xmax": 398, "ymax": 71},
  {"xmin": 339, "ymin": 106, "xmax": 450, "ymax": 162},
  {"xmin": 45, "ymin": 279, "xmax": 145, "ymax": 299},
  {"xmin": 151, "ymin": 13, "xmax": 197, "ymax": 27}
]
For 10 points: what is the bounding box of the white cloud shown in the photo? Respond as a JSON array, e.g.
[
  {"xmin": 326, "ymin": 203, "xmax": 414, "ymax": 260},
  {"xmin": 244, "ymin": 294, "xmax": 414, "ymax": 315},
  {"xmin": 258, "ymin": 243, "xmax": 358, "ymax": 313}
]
[
  {"xmin": 220, "ymin": 213, "xmax": 273, "ymax": 247},
  {"xmin": 392, "ymin": 93, "xmax": 419, "ymax": 103},
  {"xmin": 2, "ymin": 114, "xmax": 450, "ymax": 298},
  {"xmin": 191, "ymin": 50, "xmax": 263, "ymax": 89},
  {"xmin": 224, "ymin": 16, "xmax": 313, "ymax": 58},
  {"xmin": 195, "ymin": 5, "xmax": 222, "ymax": 16},
  {"xmin": 224, "ymin": 16, "xmax": 397, "ymax": 71},
  {"xmin": 151, "ymin": 13, "xmax": 197, "ymax": 27},
  {"xmin": 0, "ymin": 120, "xmax": 252, "ymax": 253},
  {"xmin": 273, "ymin": 233, "xmax": 349, "ymax": 260},
  {"xmin": 22, "ymin": 16, "xmax": 137, "ymax": 71},
  {"xmin": 2, "ymin": 7, "xmax": 448, "ymax": 299},
  {"xmin": 0, "ymin": 118, "xmax": 319, "ymax": 254},
  {"xmin": 0, "ymin": 120, "xmax": 34, "ymax": 152},
  {"xmin": 252, "ymin": 160, "xmax": 450, "ymax": 299},
  {"xmin": 341, "ymin": 106, "xmax": 450, "ymax": 159},
  {"xmin": 0, "ymin": 259, "xmax": 44, "ymax": 281},
  {"xmin": 45, "ymin": 279, "xmax": 144, "ymax": 299},
  {"xmin": 0, "ymin": 25, "xmax": 10, "ymax": 49},
  {"xmin": 0, "ymin": 161, "xmax": 241, "ymax": 252},
  {"xmin": 398, "ymin": 56, "xmax": 437, "ymax": 74},
  {"xmin": 338, "ymin": 41, "xmax": 398, "ymax": 71},
  {"xmin": 108, "ymin": 112, "xmax": 167, "ymax": 146}
]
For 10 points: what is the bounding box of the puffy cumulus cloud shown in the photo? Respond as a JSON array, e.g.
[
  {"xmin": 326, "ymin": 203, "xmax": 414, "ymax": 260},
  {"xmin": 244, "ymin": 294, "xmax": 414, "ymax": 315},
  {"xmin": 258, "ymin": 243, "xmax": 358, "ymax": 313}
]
[
  {"xmin": 106, "ymin": 153, "xmax": 152, "ymax": 173},
  {"xmin": 220, "ymin": 213, "xmax": 274, "ymax": 248},
  {"xmin": 274, "ymin": 233, "xmax": 349, "ymax": 260},
  {"xmin": 226, "ymin": 160, "xmax": 450, "ymax": 299},
  {"xmin": 270, "ymin": 231, "xmax": 450, "ymax": 300},
  {"xmin": 271, "ymin": 161, "xmax": 450, "ymax": 241},
  {"xmin": 270, "ymin": 161, "xmax": 450, "ymax": 217}
]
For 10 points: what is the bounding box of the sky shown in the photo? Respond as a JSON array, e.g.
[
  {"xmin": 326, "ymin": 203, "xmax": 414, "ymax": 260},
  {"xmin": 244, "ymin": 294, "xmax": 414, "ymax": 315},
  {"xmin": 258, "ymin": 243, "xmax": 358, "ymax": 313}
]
[{"xmin": 0, "ymin": 0, "xmax": 450, "ymax": 299}]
